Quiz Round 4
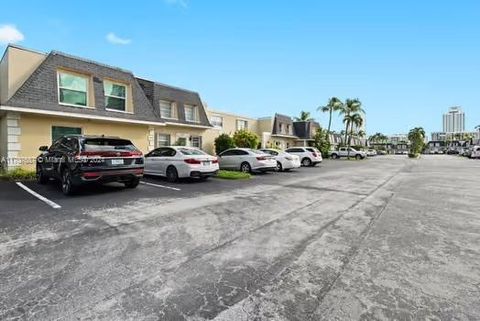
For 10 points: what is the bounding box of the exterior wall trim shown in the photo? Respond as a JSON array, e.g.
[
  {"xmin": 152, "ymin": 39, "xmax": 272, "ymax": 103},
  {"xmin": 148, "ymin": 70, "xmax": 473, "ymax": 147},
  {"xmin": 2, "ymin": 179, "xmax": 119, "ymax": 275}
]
[
  {"xmin": 0, "ymin": 105, "xmax": 166, "ymax": 126},
  {"xmin": 164, "ymin": 121, "xmax": 212, "ymax": 129}
]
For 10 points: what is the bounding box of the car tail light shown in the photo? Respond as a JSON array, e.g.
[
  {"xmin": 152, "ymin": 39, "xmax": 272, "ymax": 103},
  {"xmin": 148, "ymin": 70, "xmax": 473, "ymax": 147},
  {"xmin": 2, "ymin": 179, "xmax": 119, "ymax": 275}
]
[
  {"xmin": 76, "ymin": 150, "xmax": 142, "ymax": 159},
  {"xmin": 83, "ymin": 172, "xmax": 101, "ymax": 178},
  {"xmin": 311, "ymin": 152, "xmax": 318, "ymax": 157},
  {"xmin": 212, "ymin": 158, "xmax": 219, "ymax": 164},
  {"xmin": 256, "ymin": 156, "xmax": 267, "ymax": 161},
  {"xmin": 285, "ymin": 156, "xmax": 293, "ymax": 161},
  {"xmin": 184, "ymin": 158, "xmax": 202, "ymax": 164}
]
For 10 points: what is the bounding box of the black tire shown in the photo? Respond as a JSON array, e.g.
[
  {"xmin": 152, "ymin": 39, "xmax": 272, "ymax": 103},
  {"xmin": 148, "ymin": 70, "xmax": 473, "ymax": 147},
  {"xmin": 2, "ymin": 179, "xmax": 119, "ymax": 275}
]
[
  {"xmin": 125, "ymin": 178, "xmax": 140, "ymax": 188},
  {"xmin": 355, "ymin": 154, "xmax": 362, "ymax": 160},
  {"xmin": 36, "ymin": 165, "xmax": 48, "ymax": 185},
  {"xmin": 61, "ymin": 168, "xmax": 75, "ymax": 195},
  {"xmin": 166, "ymin": 166, "xmax": 178, "ymax": 183},
  {"xmin": 331, "ymin": 153, "xmax": 338, "ymax": 159},
  {"xmin": 301, "ymin": 158, "xmax": 312, "ymax": 167},
  {"xmin": 240, "ymin": 162, "xmax": 251, "ymax": 173},
  {"xmin": 276, "ymin": 161, "xmax": 283, "ymax": 172}
]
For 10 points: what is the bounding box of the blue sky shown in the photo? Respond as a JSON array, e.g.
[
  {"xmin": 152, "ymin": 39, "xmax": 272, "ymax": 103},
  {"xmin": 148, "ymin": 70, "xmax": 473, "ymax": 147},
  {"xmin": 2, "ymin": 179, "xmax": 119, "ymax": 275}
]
[{"xmin": 1, "ymin": 0, "xmax": 479, "ymax": 135}]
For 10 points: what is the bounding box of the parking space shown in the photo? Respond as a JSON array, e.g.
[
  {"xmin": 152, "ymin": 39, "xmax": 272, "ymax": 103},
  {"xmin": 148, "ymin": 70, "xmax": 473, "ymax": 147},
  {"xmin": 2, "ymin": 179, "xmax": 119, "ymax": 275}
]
[{"xmin": 4, "ymin": 156, "xmax": 479, "ymax": 320}]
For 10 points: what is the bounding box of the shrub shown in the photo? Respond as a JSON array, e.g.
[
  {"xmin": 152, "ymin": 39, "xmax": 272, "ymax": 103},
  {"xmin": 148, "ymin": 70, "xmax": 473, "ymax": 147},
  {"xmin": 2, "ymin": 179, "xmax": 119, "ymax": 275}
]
[
  {"xmin": 214, "ymin": 134, "xmax": 235, "ymax": 154},
  {"xmin": 0, "ymin": 168, "xmax": 36, "ymax": 181},
  {"xmin": 233, "ymin": 130, "xmax": 259, "ymax": 149},
  {"xmin": 313, "ymin": 127, "xmax": 331, "ymax": 158}
]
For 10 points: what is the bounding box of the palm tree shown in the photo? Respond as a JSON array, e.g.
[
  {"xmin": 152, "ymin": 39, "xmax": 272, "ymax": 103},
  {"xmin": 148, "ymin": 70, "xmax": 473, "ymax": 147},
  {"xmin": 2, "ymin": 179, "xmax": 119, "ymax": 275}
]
[
  {"xmin": 295, "ymin": 111, "xmax": 314, "ymax": 121},
  {"xmin": 339, "ymin": 98, "xmax": 364, "ymax": 145},
  {"xmin": 318, "ymin": 97, "xmax": 343, "ymax": 141},
  {"xmin": 343, "ymin": 113, "xmax": 364, "ymax": 157}
]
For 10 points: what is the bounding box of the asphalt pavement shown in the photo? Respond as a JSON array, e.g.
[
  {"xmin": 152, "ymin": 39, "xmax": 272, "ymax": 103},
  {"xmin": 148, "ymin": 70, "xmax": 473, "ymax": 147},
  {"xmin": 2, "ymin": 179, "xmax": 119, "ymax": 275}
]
[{"xmin": 1, "ymin": 155, "xmax": 479, "ymax": 320}]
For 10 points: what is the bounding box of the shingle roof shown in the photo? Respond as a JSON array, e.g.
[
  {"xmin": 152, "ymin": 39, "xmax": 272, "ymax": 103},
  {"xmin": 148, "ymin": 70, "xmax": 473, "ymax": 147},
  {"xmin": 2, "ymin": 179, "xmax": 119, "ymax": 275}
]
[
  {"xmin": 272, "ymin": 113, "xmax": 295, "ymax": 136},
  {"xmin": 6, "ymin": 51, "xmax": 162, "ymax": 123},
  {"xmin": 136, "ymin": 78, "xmax": 211, "ymax": 127}
]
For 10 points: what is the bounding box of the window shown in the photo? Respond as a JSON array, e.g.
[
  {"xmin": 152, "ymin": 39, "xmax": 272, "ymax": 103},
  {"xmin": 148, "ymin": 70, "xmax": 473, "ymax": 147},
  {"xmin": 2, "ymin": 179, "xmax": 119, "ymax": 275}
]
[
  {"xmin": 104, "ymin": 80, "xmax": 127, "ymax": 112},
  {"xmin": 178, "ymin": 148, "xmax": 207, "ymax": 156},
  {"xmin": 51, "ymin": 126, "xmax": 82, "ymax": 143},
  {"xmin": 286, "ymin": 148, "xmax": 303, "ymax": 153},
  {"xmin": 83, "ymin": 138, "xmax": 137, "ymax": 151},
  {"xmin": 157, "ymin": 134, "xmax": 171, "ymax": 147},
  {"xmin": 236, "ymin": 120, "xmax": 248, "ymax": 130},
  {"xmin": 191, "ymin": 136, "xmax": 202, "ymax": 148},
  {"xmin": 175, "ymin": 137, "xmax": 187, "ymax": 146},
  {"xmin": 58, "ymin": 72, "xmax": 88, "ymax": 107},
  {"xmin": 211, "ymin": 115, "xmax": 223, "ymax": 128},
  {"xmin": 184, "ymin": 104, "xmax": 199, "ymax": 122},
  {"xmin": 160, "ymin": 100, "xmax": 177, "ymax": 119}
]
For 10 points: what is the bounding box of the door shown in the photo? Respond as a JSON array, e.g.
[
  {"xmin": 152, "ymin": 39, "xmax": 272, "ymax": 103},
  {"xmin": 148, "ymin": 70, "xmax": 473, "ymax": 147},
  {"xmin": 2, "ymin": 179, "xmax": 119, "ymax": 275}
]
[
  {"xmin": 144, "ymin": 148, "xmax": 164, "ymax": 174},
  {"xmin": 157, "ymin": 147, "xmax": 177, "ymax": 176},
  {"xmin": 218, "ymin": 149, "xmax": 236, "ymax": 169}
]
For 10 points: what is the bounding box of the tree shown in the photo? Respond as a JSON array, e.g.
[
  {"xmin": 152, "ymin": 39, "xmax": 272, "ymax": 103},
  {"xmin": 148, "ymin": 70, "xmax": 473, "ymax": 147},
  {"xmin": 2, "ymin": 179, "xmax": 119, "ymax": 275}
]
[
  {"xmin": 233, "ymin": 129, "xmax": 259, "ymax": 149},
  {"xmin": 407, "ymin": 127, "xmax": 426, "ymax": 157},
  {"xmin": 339, "ymin": 98, "xmax": 364, "ymax": 145},
  {"xmin": 369, "ymin": 132, "xmax": 388, "ymax": 144},
  {"xmin": 318, "ymin": 97, "xmax": 343, "ymax": 141},
  {"xmin": 313, "ymin": 127, "xmax": 332, "ymax": 158},
  {"xmin": 295, "ymin": 111, "xmax": 314, "ymax": 121},
  {"xmin": 214, "ymin": 134, "xmax": 235, "ymax": 154},
  {"xmin": 343, "ymin": 113, "xmax": 364, "ymax": 157}
]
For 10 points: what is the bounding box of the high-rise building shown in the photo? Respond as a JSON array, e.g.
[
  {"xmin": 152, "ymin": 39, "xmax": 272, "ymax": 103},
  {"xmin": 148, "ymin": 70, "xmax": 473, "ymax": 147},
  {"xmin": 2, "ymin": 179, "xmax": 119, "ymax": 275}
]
[{"xmin": 442, "ymin": 106, "xmax": 465, "ymax": 133}]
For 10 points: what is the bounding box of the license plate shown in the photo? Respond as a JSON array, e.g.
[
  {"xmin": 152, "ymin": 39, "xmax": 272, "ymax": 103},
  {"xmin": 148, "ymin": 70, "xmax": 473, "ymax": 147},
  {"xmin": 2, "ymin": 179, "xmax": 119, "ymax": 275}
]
[
  {"xmin": 202, "ymin": 161, "xmax": 211, "ymax": 166},
  {"xmin": 111, "ymin": 159, "xmax": 124, "ymax": 165}
]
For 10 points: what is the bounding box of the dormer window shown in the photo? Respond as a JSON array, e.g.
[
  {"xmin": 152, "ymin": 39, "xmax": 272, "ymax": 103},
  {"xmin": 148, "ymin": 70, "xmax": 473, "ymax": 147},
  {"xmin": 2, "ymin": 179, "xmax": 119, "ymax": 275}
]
[
  {"xmin": 58, "ymin": 71, "xmax": 89, "ymax": 107},
  {"xmin": 184, "ymin": 104, "xmax": 199, "ymax": 122},
  {"xmin": 160, "ymin": 100, "xmax": 177, "ymax": 119},
  {"xmin": 104, "ymin": 80, "xmax": 127, "ymax": 112}
]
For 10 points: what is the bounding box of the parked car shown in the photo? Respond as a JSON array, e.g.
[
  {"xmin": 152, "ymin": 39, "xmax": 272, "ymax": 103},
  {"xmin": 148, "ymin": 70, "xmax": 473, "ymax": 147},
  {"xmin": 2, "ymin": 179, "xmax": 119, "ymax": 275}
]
[
  {"xmin": 471, "ymin": 146, "xmax": 480, "ymax": 159},
  {"xmin": 446, "ymin": 149, "xmax": 460, "ymax": 155},
  {"xmin": 284, "ymin": 147, "xmax": 323, "ymax": 167},
  {"xmin": 144, "ymin": 146, "xmax": 219, "ymax": 182},
  {"xmin": 259, "ymin": 148, "xmax": 301, "ymax": 171},
  {"xmin": 329, "ymin": 147, "xmax": 366, "ymax": 160},
  {"xmin": 36, "ymin": 135, "xmax": 144, "ymax": 195},
  {"xmin": 366, "ymin": 149, "xmax": 377, "ymax": 157},
  {"xmin": 462, "ymin": 148, "xmax": 472, "ymax": 158},
  {"xmin": 217, "ymin": 148, "xmax": 277, "ymax": 173},
  {"xmin": 378, "ymin": 150, "xmax": 387, "ymax": 155}
]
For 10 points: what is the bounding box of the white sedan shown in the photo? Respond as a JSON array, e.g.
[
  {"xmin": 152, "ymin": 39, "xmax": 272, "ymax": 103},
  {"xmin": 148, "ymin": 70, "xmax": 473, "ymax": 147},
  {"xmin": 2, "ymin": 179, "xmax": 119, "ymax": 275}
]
[
  {"xmin": 144, "ymin": 146, "xmax": 219, "ymax": 182},
  {"xmin": 259, "ymin": 148, "xmax": 301, "ymax": 171},
  {"xmin": 217, "ymin": 148, "xmax": 277, "ymax": 173}
]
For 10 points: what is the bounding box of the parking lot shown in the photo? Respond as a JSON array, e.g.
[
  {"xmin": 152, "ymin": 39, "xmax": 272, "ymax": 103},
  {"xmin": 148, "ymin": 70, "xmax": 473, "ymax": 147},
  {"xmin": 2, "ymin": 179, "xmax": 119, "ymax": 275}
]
[{"xmin": 1, "ymin": 155, "xmax": 480, "ymax": 320}]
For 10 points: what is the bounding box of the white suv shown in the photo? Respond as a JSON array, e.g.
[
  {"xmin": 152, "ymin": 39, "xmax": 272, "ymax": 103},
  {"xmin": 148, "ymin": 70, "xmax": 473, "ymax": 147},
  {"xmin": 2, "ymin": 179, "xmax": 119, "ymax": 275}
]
[{"xmin": 285, "ymin": 147, "xmax": 323, "ymax": 167}]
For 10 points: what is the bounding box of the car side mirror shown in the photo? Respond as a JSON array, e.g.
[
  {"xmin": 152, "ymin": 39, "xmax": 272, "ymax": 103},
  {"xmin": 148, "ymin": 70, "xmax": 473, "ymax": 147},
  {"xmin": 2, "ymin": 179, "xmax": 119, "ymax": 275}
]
[{"xmin": 39, "ymin": 146, "xmax": 49, "ymax": 152}]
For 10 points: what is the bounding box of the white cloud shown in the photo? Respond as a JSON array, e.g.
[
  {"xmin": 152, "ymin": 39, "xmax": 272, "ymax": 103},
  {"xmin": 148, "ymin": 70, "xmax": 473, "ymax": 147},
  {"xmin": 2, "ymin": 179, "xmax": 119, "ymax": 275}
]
[
  {"xmin": 0, "ymin": 24, "xmax": 24, "ymax": 44},
  {"xmin": 164, "ymin": 0, "xmax": 188, "ymax": 8},
  {"xmin": 106, "ymin": 32, "xmax": 131, "ymax": 45}
]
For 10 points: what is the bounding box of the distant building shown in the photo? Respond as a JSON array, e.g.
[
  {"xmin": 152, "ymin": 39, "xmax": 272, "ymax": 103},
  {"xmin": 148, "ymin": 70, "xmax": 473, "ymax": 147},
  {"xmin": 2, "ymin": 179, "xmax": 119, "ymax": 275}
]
[
  {"xmin": 431, "ymin": 131, "xmax": 480, "ymax": 142},
  {"xmin": 442, "ymin": 106, "xmax": 465, "ymax": 133}
]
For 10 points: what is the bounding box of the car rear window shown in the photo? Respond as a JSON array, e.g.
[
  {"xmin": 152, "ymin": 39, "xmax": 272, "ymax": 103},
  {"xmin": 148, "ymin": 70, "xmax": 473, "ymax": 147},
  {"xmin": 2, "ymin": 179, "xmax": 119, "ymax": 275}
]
[
  {"xmin": 250, "ymin": 149, "xmax": 266, "ymax": 154},
  {"xmin": 178, "ymin": 148, "xmax": 207, "ymax": 156},
  {"xmin": 306, "ymin": 148, "xmax": 318, "ymax": 152},
  {"xmin": 82, "ymin": 138, "xmax": 137, "ymax": 151}
]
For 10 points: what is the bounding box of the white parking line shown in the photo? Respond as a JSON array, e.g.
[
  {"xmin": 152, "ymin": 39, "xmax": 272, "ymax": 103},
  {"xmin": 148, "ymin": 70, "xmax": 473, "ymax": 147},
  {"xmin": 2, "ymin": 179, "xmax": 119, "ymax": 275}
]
[
  {"xmin": 140, "ymin": 181, "xmax": 181, "ymax": 191},
  {"xmin": 16, "ymin": 182, "xmax": 62, "ymax": 209}
]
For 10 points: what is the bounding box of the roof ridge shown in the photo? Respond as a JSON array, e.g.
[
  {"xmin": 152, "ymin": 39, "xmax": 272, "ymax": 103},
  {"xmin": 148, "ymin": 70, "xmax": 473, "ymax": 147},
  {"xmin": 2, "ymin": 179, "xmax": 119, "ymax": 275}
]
[{"xmin": 51, "ymin": 51, "xmax": 133, "ymax": 74}]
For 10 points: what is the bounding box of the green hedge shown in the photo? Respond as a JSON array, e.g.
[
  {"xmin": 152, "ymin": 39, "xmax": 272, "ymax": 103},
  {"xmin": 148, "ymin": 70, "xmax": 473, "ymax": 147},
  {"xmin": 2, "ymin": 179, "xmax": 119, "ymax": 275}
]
[{"xmin": 0, "ymin": 168, "xmax": 37, "ymax": 181}]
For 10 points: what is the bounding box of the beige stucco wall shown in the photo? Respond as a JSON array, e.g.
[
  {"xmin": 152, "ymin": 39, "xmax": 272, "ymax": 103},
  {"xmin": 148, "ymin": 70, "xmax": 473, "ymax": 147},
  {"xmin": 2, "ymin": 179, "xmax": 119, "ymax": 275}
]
[
  {"xmin": 0, "ymin": 51, "xmax": 8, "ymax": 104},
  {"xmin": 204, "ymin": 109, "xmax": 263, "ymax": 154},
  {"xmin": 18, "ymin": 114, "xmax": 150, "ymax": 169},
  {"xmin": 0, "ymin": 46, "xmax": 46, "ymax": 104},
  {"xmin": 155, "ymin": 124, "xmax": 207, "ymax": 147}
]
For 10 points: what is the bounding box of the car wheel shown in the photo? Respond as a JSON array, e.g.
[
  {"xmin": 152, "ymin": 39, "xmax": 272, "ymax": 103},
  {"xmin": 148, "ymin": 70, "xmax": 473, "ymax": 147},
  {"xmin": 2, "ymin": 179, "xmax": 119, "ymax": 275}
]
[
  {"xmin": 125, "ymin": 178, "xmax": 140, "ymax": 188},
  {"xmin": 36, "ymin": 165, "xmax": 48, "ymax": 185},
  {"xmin": 331, "ymin": 154, "xmax": 338, "ymax": 159},
  {"xmin": 166, "ymin": 166, "xmax": 178, "ymax": 183},
  {"xmin": 275, "ymin": 161, "xmax": 283, "ymax": 172},
  {"xmin": 355, "ymin": 154, "xmax": 362, "ymax": 160},
  {"xmin": 301, "ymin": 158, "xmax": 312, "ymax": 167},
  {"xmin": 61, "ymin": 168, "xmax": 75, "ymax": 195},
  {"xmin": 240, "ymin": 162, "xmax": 251, "ymax": 173}
]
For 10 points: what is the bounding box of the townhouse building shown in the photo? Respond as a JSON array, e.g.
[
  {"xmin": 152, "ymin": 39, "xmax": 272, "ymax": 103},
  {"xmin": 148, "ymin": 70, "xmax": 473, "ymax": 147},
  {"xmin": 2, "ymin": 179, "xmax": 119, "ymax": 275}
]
[{"xmin": 0, "ymin": 45, "xmax": 212, "ymax": 170}]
